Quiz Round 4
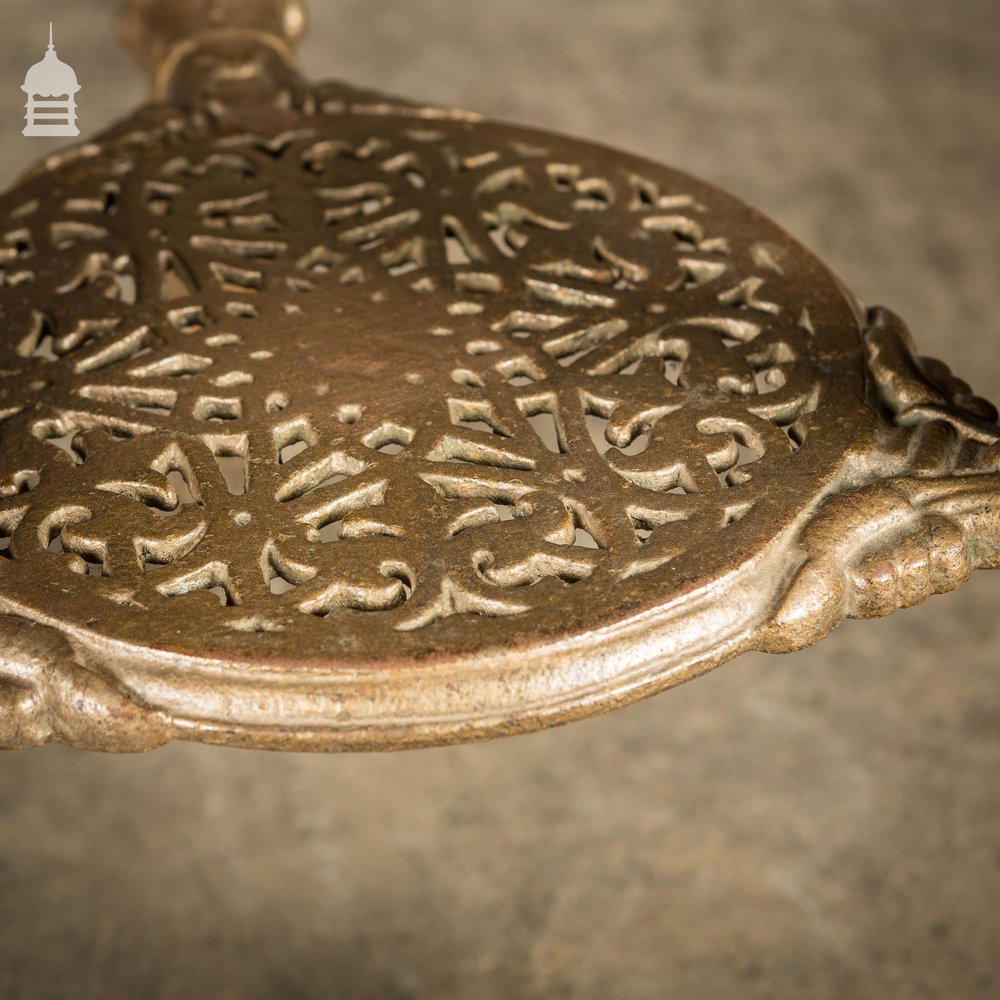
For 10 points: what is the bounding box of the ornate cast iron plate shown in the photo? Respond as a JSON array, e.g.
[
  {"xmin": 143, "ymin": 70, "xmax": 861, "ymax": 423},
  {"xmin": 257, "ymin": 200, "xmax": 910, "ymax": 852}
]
[{"xmin": 1, "ymin": 1, "xmax": 998, "ymax": 752}]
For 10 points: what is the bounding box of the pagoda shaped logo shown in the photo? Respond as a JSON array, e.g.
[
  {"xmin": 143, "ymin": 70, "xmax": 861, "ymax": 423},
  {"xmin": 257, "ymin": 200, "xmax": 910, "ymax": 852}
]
[{"xmin": 22, "ymin": 23, "xmax": 80, "ymax": 137}]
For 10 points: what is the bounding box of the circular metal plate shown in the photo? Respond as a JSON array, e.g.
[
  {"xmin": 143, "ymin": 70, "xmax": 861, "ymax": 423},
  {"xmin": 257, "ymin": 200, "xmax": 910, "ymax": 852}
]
[{"xmin": 0, "ymin": 69, "xmax": 997, "ymax": 750}]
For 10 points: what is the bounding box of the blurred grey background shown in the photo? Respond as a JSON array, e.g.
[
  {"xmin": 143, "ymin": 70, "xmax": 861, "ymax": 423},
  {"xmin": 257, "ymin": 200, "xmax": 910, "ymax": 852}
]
[{"xmin": 0, "ymin": 1, "xmax": 998, "ymax": 998}]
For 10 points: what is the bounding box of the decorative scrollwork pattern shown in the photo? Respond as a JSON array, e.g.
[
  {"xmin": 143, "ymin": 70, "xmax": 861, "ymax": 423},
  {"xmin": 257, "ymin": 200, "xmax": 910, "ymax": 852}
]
[
  {"xmin": 0, "ymin": 5, "xmax": 997, "ymax": 749},
  {"xmin": 0, "ymin": 85, "xmax": 906, "ymax": 660}
]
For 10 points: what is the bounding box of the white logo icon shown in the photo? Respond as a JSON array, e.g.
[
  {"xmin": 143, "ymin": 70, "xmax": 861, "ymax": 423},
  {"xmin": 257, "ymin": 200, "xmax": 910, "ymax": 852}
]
[{"xmin": 22, "ymin": 23, "xmax": 80, "ymax": 137}]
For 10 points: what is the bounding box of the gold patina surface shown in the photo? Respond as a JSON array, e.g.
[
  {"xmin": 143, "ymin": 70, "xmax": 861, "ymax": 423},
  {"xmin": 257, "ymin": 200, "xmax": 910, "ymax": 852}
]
[{"xmin": 1, "ymin": 0, "xmax": 998, "ymax": 751}]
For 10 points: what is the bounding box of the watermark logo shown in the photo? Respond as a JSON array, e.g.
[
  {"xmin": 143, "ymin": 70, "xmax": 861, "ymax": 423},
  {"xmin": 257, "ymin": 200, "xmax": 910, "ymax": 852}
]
[{"xmin": 22, "ymin": 23, "xmax": 80, "ymax": 137}]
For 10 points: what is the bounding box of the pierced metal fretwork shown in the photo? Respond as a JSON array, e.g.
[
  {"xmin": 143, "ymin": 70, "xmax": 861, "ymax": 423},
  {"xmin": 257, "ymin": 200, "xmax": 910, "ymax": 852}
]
[{"xmin": 0, "ymin": 0, "xmax": 998, "ymax": 751}]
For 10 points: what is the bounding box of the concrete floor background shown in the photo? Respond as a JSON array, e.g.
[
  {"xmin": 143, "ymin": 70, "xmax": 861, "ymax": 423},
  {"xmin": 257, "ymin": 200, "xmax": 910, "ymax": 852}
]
[{"xmin": 0, "ymin": 1, "xmax": 998, "ymax": 997}]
